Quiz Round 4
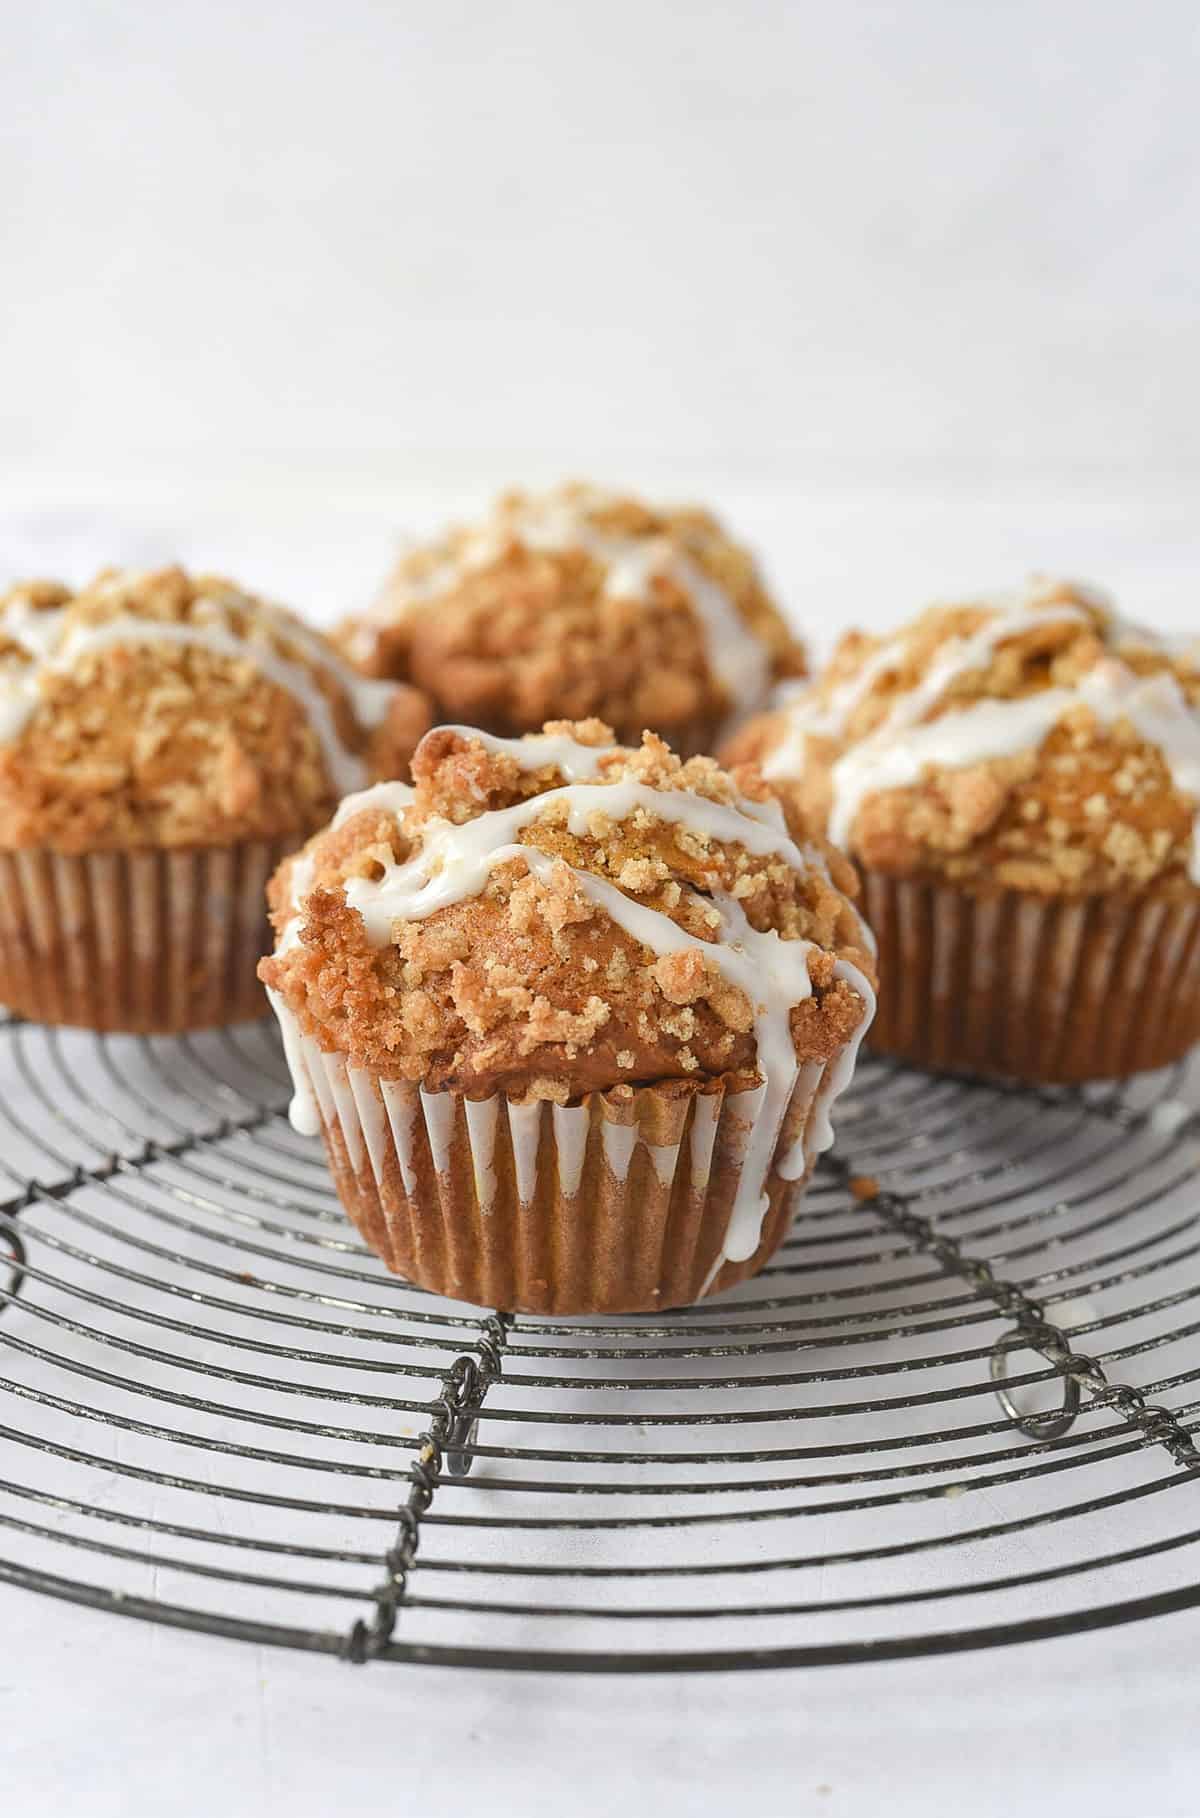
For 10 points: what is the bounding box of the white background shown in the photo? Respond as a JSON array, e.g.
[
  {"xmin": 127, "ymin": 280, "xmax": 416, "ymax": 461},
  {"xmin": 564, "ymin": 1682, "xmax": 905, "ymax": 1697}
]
[
  {"xmin": 5, "ymin": 0, "xmax": 1200, "ymax": 478},
  {"xmin": 2, "ymin": 4, "xmax": 1199, "ymax": 1815},
  {"xmin": 3, "ymin": 0, "xmax": 1199, "ymax": 639}
]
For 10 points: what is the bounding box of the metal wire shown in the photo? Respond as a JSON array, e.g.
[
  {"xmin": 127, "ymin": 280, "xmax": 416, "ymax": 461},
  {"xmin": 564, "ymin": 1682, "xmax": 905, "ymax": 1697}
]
[{"xmin": 0, "ymin": 1006, "xmax": 1198, "ymax": 1671}]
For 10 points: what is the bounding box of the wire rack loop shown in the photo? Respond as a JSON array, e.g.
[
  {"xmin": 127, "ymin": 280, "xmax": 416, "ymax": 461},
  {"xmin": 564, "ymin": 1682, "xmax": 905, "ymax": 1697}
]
[
  {"xmin": 345, "ymin": 1314, "xmax": 510, "ymax": 1663},
  {"xmin": 989, "ymin": 1328, "xmax": 1081, "ymax": 1440}
]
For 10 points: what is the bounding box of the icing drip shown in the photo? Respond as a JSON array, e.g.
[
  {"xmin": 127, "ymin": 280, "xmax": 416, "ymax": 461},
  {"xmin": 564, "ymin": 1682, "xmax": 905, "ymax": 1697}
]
[
  {"xmin": 0, "ymin": 593, "xmax": 398, "ymax": 793},
  {"xmin": 267, "ymin": 847, "xmax": 320, "ymax": 1134},
  {"xmin": 268, "ymin": 781, "xmax": 419, "ymax": 1135},
  {"xmin": 360, "ymin": 492, "xmax": 771, "ymax": 713}
]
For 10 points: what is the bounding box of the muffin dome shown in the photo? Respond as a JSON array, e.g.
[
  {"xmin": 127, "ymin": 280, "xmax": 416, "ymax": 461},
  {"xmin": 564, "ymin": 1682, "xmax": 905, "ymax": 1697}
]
[
  {"xmin": 726, "ymin": 578, "xmax": 1200, "ymax": 1084},
  {"xmin": 726, "ymin": 578, "xmax": 1200, "ymax": 895},
  {"xmin": 262, "ymin": 719, "xmax": 874, "ymax": 1103},
  {"xmin": 338, "ymin": 484, "xmax": 805, "ymax": 752},
  {"xmin": 0, "ymin": 566, "xmax": 432, "ymax": 851}
]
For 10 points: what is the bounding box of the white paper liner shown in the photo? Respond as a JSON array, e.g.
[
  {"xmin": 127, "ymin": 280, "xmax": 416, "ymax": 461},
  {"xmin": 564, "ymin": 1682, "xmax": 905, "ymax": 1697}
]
[
  {"xmin": 862, "ymin": 872, "xmax": 1200, "ymax": 1082},
  {"xmin": 293, "ymin": 1033, "xmax": 846, "ymax": 1315},
  {"xmin": 0, "ymin": 839, "xmax": 292, "ymax": 1032}
]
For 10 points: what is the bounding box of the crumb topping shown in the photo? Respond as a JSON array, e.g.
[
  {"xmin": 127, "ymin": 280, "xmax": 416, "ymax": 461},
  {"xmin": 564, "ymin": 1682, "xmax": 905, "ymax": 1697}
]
[
  {"xmin": 726, "ymin": 579, "xmax": 1200, "ymax": 894},
  {"xmin": 336, "ymin": 484, "xmax": 805, "ymax": 749},
  {"xmin": 260, "ymin": 719, "xmax": 874, "ymax": 1101},
  {"xmin": 0, "ymin": 567, "xmax": 432, "ymax": 851}
]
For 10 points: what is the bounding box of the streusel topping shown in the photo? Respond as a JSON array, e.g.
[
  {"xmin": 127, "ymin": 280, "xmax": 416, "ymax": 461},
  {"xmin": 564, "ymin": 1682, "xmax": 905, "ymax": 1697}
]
[
  {"xmin": 0, "ymin": 567, "xmax": 432, "ymax": 851},
  {"xmin": 261, "ymin": 721, "xmax": 875, "ymax": 1258},
  {"xmin": 725, "ymin": 579, "xmax": 1200, "ymax": 894},
  {"xmin": 337, "ymin": 484, "xmax": 805, "ymax": 749}
]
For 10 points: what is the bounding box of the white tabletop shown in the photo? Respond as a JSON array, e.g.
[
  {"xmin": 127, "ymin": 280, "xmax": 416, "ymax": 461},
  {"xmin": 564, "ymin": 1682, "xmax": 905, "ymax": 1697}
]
[{"xmin": 7, "ymin": 1582, "xmax": 1198, "ymax": 1817}]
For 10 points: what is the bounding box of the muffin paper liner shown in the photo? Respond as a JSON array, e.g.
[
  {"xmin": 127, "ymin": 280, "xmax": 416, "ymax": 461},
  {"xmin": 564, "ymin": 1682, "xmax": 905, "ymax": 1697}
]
[
  {"xmin": 861, "ymin": 872, "xmax": 1200, "ymax": 1083},
  {"xmin": 0, "ymin": 840, "xmax": 293, "ymax": 1033},
  {"xmin": 295, "ymin": 1034, "xmax": 841, "ymax": 1314}
]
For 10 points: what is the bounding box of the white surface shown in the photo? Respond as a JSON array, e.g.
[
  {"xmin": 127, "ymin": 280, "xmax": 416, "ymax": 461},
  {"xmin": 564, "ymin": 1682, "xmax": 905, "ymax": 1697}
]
[
  {"xmin": 4, "ymin": 1, "xmax": 1200, "ymax": 475},
  {"xmin": 5, "ymin": 1587, "xmax": 1199, "ymax": 1818}
]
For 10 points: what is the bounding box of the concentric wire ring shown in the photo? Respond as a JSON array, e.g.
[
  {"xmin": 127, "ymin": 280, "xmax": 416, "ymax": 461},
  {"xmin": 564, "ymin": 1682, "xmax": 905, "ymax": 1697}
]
[{"xmin": 1, "ymin": 1008, "xmax": 1198, "ymax": 1670}]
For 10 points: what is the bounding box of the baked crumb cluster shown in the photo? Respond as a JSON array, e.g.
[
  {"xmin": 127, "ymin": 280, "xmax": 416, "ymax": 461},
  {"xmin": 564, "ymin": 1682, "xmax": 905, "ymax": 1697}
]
[
  {"xmin": 261, "ymin": 720, "xmax": 874, "ymax": 1100},
  {"xmin": 338, "ymin": 484, "xmax": 805, "ymax": 749},
  {"xmin": 727, "ymin": 580, "xmax": 1200, "ymax": 894},
  {"xmin": 0, "ymin": 567, "xmax": 431, "ymax": 851}
]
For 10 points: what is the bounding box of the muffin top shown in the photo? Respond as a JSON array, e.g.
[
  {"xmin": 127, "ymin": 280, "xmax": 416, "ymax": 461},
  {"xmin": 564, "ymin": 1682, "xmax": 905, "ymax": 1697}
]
[
  {"xmin": 262, "ymin": 719, "xmax": 875, "ymax": 1240},
  {"xmin": 337, "ymin": 484, "xmax": 806, "ymax": 749},
  {"xmin": 725, "ymin": 579, "xmax": 1200, "ymax": 895},
  {"xmin": 0, "ymin": 566, "xmax": 432, "ymax": 851}
]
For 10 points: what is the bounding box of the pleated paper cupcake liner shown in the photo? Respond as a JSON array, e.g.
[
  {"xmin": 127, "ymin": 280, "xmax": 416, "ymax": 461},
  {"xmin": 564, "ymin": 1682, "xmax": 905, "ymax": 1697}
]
[
  {"xmin": 295, "ymin": 1034, "xmax": 840, "ymax": 1314},
  {"xmin": 861, "ymin": 872, "xmax": 1200, "ymax": 1083},
  {"xmin": 0, "ymin": 839, "xmax": 294, "ymax": 1033}
]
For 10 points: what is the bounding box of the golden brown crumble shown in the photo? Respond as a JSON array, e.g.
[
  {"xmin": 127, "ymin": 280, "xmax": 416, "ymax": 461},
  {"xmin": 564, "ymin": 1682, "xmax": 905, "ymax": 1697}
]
[
  {"xmin": 335, "ymin": 484, "xmax": 806, "ymax": 751},
  {"xmin": 0, "ymin": 567, "xmax": 432, "ymax": 852},
  {"xmin": 724, "ymin": 581, "xmax": 1200, "ymax": 894},
  {"xmin": 260, "ymin": 720, "xmax": 874, "ymax": 1099}
]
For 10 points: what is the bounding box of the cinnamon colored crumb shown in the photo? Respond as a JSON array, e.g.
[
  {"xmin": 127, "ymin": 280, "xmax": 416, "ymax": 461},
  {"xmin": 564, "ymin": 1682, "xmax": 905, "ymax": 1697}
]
[
  {"xmin": 261, "ymin": 720, "xmax": 874, "ymax": 1100},
  {"xmin": 731, "ymin": 581, "xmax": 1200, "ymax": 894},
  {"xmin": 336, "ymin": 484, "xmax": 805, "ymax": 750},
  {"xmin": 848, "ymin": 1174, "xmax": 879, "ymax": 1201},
  {"xmin": 0, "ymin": 567, "xmax": 431, "ymax": 852}
]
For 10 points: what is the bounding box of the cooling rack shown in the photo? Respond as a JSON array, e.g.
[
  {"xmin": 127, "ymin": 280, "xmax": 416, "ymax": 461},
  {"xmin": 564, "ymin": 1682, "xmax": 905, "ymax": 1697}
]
[{"xmin": 0, "ymin": 1007, "xmax": 1198, "ymax": 1672}]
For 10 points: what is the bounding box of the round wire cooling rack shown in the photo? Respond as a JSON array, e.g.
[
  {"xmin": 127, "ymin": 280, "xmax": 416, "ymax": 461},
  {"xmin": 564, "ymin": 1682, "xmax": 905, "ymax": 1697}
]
[{"xmin": 1, "ymin": 1006, "xmax": 1199, "ymax": 1673}]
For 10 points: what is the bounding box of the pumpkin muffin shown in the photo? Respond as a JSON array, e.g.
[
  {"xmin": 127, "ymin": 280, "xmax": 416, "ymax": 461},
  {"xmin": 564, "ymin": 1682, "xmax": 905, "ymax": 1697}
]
[
  {"xmin": 0, "ymin": 566, "xmax": 432, "ymax": 1031},
  {"xmin": 725, "ymin": 578, "xmax": 1200, "ymax": 1083},
  {"xmin": 337, "ymin": 483, "xmax": 805, "ymax": 753},
  {"xmin": 259, "ymin": 719, "xmax": 875, "ymax": 1313}
]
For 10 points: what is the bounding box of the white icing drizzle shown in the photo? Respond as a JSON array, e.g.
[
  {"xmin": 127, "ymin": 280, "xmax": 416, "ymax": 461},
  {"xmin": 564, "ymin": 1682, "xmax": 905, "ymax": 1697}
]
[
  {"xmin": 763, "ymin": 589, "xmax": 1200, "ymax": 881},
  {"xmin": 359, "ymin": 490, "xmax": 771, "ymax": 713},
  {"xmin": 272, "ymin": 1000, "xmax": 321, "ymax": 1136},
  {"xmin": 829, "ymin": 659, "xmax": 1200, "ymax": 881},
  {"xmin": 444, "ymin": 722, "xmax": 792, "ymax": 838},
  {"xmin": 339, "ymin": 777, "xmax": 820, "ymax": 946},
  {"xmin": 0, "ymin": 590, "xmax": 398, "ymax": 793},
  {"xmin": 438, "ymin": 724, "xmax": 610, "ymax": 781},
  {"xmin": 267, "ymin": 849, "xmax": 323, "ymax": 1132},
  {"xmin": 766, "ymin": 599, "xmax": 1089, "ymax": 785},
  {"xmin": 762, "ymin": 642, "xmax": 909, "ymax": 779},
  {"xmin": 800, "ymin": 954, "xmax": 875, "ymax": 1160},
  {"xmin": 268, "ymin": 782, "xmax": 417, "ymax": 1136},
  {"xmin": 329, "ymin": 779, "xmax": 416, "ymax": 830}
]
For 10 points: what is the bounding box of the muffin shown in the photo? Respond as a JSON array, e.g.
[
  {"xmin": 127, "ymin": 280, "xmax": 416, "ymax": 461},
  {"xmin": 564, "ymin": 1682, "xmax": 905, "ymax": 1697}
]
[
  {"xmin": 0, "ymin": 566, "xmax": 432, "ymax": 1031},
  {"xmin": 725, "ymin": 578, "xmax": 1200, "ymax": 1083},
  {"xmin": 337, "ymin": 483, "xmax": 805, "ymax": 753},
  {"xmin": 260, "ymin": 719, "xmax": 876, "ymax": 1314}
]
